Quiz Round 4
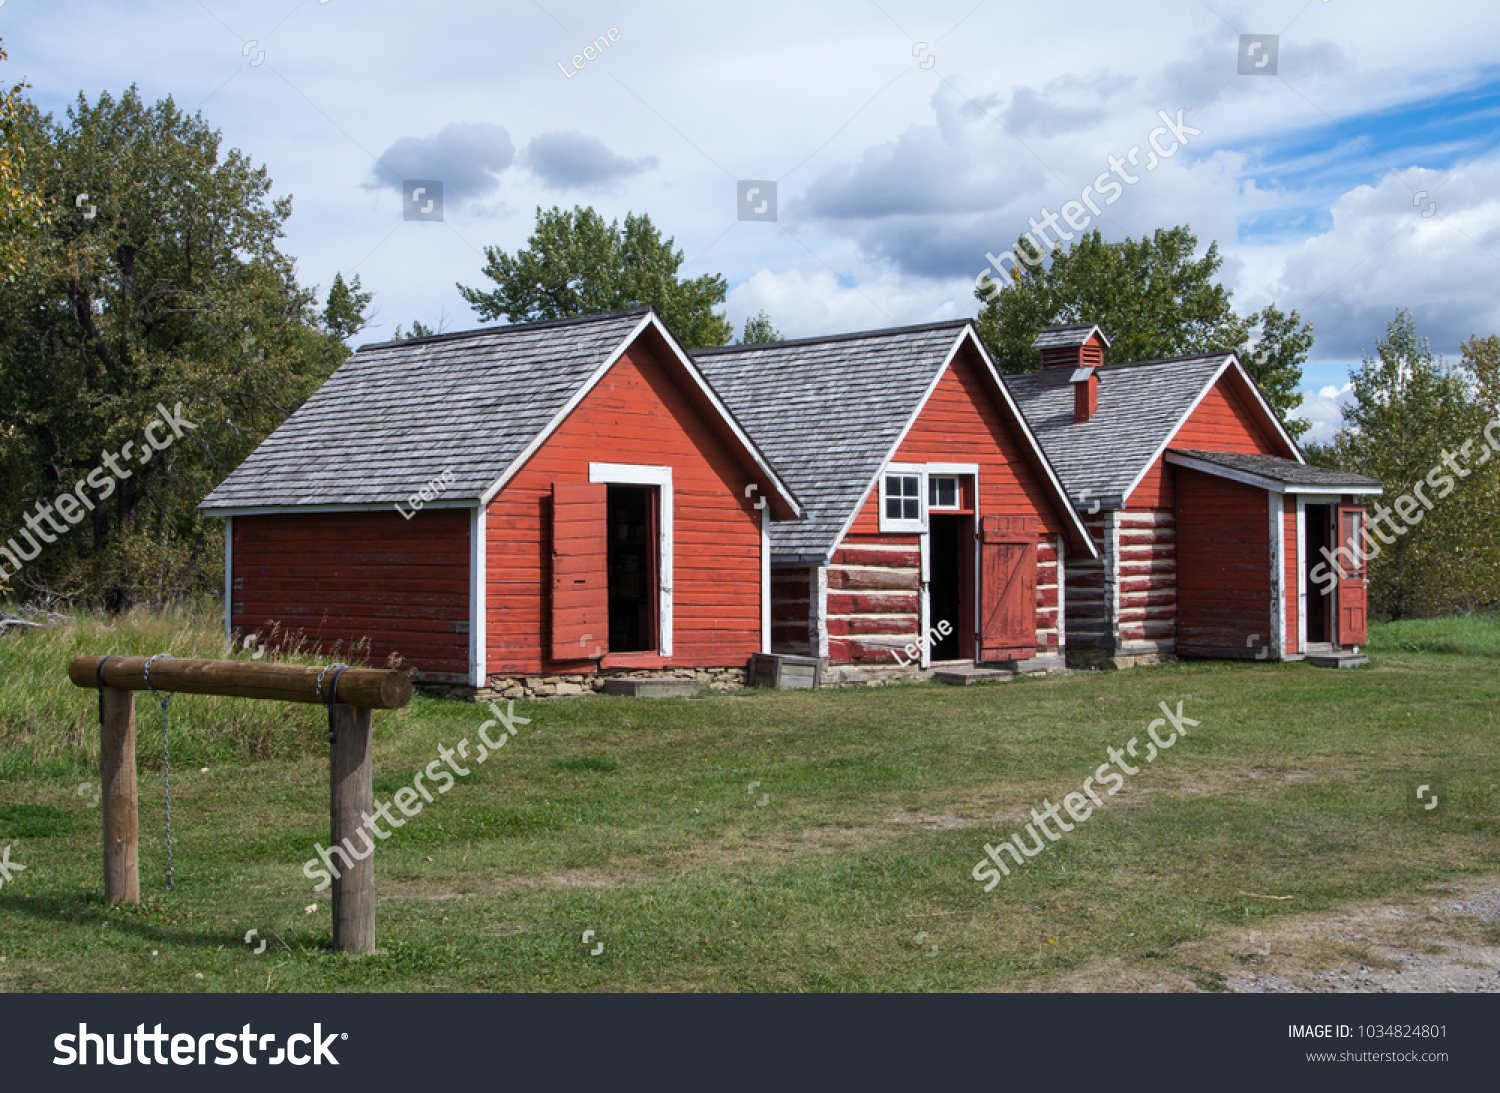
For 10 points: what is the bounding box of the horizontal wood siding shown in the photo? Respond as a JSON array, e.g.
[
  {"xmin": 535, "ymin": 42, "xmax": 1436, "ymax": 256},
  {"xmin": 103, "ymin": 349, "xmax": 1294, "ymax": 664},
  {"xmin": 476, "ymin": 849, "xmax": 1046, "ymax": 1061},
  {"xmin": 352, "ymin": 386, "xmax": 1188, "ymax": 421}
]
[
  {"xmin": 485, "ymin": 341, "xmax": 763, "ymax": 677},
  {"xmin": 830, "ymin": 341, "xmax": 1069, "ymax": 662},
  {"xmin": 231, "ymin": 510, "xmax": 470, "ymax": 681},
  {"xmin": 826, "ymin": 539, "xmax": 922, "ymax": 663},
  {"xmin": 1116, "ymin": 509, "xmax": 1177, "ymax": 651},
  {"xmin": 1174, "ymin": 370, "xmax": 1291, "ymax": 455},
  {"xmin": 1175, "ymin": 468, "xmax": 1270, "ymax": 657}
]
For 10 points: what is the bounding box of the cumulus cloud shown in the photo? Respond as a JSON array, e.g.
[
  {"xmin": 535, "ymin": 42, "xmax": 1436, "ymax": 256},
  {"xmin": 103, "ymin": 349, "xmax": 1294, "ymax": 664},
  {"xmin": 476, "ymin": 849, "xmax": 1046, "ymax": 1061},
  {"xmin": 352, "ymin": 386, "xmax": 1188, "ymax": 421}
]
[
  {"xmin": 726, "ymin": 266, "xmax": 975, "ymax": 339},
  {"xmin": 522, "ymin": 132, "xmax": 656, "ymax": 190},
  {"xmin": 1271, "ymin": 160, "xmax": 1500, "ymax": 358},
  {"xmin": 1291, "ymin": 382, "xmax": 1354, "ymax": 445},
  {"xmin": 369, "ymin": 122, "xmax": 515, "ymax": 202}
]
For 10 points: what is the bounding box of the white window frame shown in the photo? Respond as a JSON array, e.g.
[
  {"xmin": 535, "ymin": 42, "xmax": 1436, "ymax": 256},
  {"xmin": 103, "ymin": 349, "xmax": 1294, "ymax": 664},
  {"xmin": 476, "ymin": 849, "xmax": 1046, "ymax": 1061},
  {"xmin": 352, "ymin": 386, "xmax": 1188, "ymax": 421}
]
[
  {"xmin": 589, "ymin": 462, "xmax": 674, "ymax": 657},
  {"xmin": 879, "ymin": 463, "xmax": 927, "ymax": 533},
  {"xmin": 928, "ymin": 474, "xmax": 962, "ymax": 511}
]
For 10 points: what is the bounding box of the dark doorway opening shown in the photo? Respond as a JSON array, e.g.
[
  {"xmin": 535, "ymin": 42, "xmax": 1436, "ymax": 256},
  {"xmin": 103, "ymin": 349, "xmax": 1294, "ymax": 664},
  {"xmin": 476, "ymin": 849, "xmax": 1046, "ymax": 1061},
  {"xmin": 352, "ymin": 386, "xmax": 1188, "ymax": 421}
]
[
  {"xmin": 607, "ymin": 485, "xmax": 657, "ymax": 653},
  {"xmin": 1305, "ymin": 503, "xmax": 1331, "ymax": 644},
  {"xmin": 928, "ymin": 515, "xmax": 965, "ymax": 660}
]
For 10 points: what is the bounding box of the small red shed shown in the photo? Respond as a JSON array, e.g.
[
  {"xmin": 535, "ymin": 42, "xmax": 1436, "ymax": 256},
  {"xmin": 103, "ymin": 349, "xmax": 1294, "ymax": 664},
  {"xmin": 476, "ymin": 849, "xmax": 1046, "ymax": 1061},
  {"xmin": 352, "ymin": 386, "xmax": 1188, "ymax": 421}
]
[
  {"xmin": 1004, "ymin": 323, "xmax": 1383, "ymax": 665},
  {"xmin": 693, "ymin": 321, "xmax": 1096, "ymax": 680},
  {"xmin": 200, "ymin": 307, "xmax": 802, "ymax": 697}
]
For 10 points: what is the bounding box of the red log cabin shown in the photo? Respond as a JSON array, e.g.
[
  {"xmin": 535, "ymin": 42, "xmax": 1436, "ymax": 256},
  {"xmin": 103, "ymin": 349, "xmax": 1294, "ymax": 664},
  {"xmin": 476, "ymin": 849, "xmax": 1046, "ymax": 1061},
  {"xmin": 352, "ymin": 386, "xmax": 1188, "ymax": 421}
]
[
  {"xmin": 1003, "ymin": 323, "xmax": 1383, "ymax": 666},
  {"xmin": 692, "ymin": 321, "xmax": 1097, "ymax": 680},
  {"xmin": 199, "ymin": 307, "xmax": 802, "ymax": 696}
]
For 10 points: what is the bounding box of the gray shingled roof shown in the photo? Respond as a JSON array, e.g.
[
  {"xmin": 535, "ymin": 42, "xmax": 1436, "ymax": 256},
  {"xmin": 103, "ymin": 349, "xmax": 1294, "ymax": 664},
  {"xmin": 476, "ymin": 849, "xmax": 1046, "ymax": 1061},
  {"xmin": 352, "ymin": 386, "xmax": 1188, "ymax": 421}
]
[
  {"xmin": 1169, "ymin": 449, "xmax": 1381, "ymax": 490},
  {"xmin": 1032, "ymin": 322, "xmax": 1110, "ymax": 349},
  {"xmin": 1004, "ymin": 353, "xmax": 1248, "ymax": 508},
  {"xmin": 693, "ymin": 322, "xmax": 970, "ymax": 557},
  {"xmin": 201, "ymin": 308, "xmax": 651, "ymax": 510}
]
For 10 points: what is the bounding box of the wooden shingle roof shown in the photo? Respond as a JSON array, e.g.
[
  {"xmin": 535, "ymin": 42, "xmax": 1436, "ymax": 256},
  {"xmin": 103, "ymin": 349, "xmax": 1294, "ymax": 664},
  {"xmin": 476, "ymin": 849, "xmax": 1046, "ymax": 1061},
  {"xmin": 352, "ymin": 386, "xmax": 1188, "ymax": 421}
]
[
  {"xmin": 1167, "ymin": 449, "xmax": 1382, "ymax": 492},
  {"xmin": 1003, "ymin": 352, "xmax": 1273, "ymax": 510},
  {"xmin": 1031, "ymin": 322, "xmax": 1111, "ymax": 349},
  {"xmin": 200, "ymin": 307, "xmax": 802, "ymax": 517},
  {"xmin": 693, "ymin": 322, "xmax": 971, "ymax": 557}
]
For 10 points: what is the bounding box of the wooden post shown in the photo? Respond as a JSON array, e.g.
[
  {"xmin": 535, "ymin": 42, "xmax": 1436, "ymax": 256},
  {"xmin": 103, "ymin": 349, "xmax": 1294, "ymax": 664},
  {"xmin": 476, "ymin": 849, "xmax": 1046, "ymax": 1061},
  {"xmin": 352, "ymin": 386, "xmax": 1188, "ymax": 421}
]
[
  {"xmin": 329, "ymin": 704, "xmax": 375, "ymax": 954},
  {"xmin": 99, "ymin": 687, "xmax": 139, "ymax": 903}
]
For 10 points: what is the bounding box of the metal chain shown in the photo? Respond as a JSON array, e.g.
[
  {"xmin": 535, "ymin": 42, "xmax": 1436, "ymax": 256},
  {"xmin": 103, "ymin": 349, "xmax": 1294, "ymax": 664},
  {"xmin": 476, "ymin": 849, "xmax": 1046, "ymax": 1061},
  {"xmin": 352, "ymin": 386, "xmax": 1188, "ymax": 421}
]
[
  {"xmin": 317, "ymin": 663, "xmax": 350, "ymax": 742},
  {"xmin": 143, "ymin": 654, "xmax": 175, "ymax": 891}
]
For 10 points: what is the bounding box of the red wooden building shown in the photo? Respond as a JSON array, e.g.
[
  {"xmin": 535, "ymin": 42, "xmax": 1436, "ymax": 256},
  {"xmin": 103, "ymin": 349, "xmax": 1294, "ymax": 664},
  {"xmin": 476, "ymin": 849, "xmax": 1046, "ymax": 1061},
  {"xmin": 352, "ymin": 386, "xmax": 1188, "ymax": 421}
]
[
  {"xmin": 693, "ymin": 321, "xmax": 1096, "ymax": 680},
  {"xmin": 200, "ymin": 308, "xmax": 801, "ymax": 696},
  {"xmin": 1003, "ymin": 324, "xmax": 1383, "ymax": 665}
]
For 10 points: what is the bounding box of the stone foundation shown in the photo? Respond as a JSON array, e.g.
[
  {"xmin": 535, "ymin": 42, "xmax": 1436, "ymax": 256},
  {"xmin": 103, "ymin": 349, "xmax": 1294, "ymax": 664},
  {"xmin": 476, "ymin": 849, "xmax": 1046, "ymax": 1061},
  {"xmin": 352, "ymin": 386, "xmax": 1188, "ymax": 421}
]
[
  {"xmin": 1066, "ymin": 648, "xmax": 1179, "ymax": 671},
  {"xmin": 414, "ymin": 666, "xmax": 749, "ymax": 702}
]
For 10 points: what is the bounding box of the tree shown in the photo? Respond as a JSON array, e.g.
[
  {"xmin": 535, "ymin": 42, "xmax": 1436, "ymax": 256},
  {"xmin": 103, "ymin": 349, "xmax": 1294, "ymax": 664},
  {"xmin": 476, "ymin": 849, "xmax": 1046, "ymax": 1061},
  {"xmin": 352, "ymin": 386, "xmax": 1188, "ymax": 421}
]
[
  {"xmin": 974, "ymin": 226, "xmax": 1313, "ymax": 438},
  {"xmin": 738, "ymin": 310, "xmax": 783, "ymax": 344},
  {"xmin": 0, "ymin": 41, "xmax": 47, "ymax": 279},
  {"xmin": 457, "ymin": 205, "xmax": 734, "ymax": 348},
  {"xmin": 1308, "ymin": 311, "xmax": 1499, "ymax": 619},
  {"xmin": 323, "ymin": 273, "xmax": 372, "ymax": 341},
  {"xmin": 0, "ymin": 86, "xmax": 364, "ymax": 607}
]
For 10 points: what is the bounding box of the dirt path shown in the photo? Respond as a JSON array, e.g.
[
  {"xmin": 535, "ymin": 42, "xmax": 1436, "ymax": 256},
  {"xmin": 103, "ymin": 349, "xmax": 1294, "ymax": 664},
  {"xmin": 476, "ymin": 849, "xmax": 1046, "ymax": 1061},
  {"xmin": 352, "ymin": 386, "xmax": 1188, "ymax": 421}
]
[{"xmin": 1058, "ymin": 877, "xmax": 1500, "ymax": 993}]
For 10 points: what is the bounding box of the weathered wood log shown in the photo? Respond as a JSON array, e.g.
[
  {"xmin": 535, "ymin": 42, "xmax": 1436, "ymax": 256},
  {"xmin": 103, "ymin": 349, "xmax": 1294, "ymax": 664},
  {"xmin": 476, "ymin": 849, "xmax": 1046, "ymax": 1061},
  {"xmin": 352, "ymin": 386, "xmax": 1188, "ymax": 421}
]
[
  {"xmin": 68, "ymin": 656, "xmax": 411, "ymax": 710},
  {"xmin": 329, "ymin": 704, "xmax": 376, "ymax": 955},
  {"xmin": 99, "ymin": 687, "xmax": 140, "ymax": 903}
]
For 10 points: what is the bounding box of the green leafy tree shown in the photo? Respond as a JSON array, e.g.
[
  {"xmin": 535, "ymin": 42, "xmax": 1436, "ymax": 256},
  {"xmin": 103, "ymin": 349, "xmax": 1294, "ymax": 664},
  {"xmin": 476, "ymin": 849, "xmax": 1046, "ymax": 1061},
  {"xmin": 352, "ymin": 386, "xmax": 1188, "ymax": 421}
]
[
  {"xmin": 738, "ymin": 310, "xmax": 783, "ymax": 344},
  {"xmin": 458, "ymin": 205, "xmax": 733, "ymax": 348},
  {"xmin": 1309, "ymin": 311, "xmax": 1499, "ymax": 618},
  {"xmin": 0, "ymin": 41, "xmax": 48, "ymax": 279},
  {"xmin": 0, "ymin": 86, "xmax": 364, "ymax": 607},
  {"xmin": 323, "ymin": 273, "xmax": 372, "ymax": 341},
  {"xmin": 974, "ymin": 226, "xmax": 1313, "ymax": 437}
]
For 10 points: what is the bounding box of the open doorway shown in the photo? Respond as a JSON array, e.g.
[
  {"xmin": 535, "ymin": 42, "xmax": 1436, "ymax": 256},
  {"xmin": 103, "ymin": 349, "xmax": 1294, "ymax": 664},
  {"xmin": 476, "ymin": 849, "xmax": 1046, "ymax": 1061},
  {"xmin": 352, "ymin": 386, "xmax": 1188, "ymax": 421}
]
[
  {"xmin": 607, "ymin": 484, "xmax": 657, "ymax": 652},
  {"xmin": 928, "ymin": 513, "xmax": 975, "ymax": 661},
  {"xmin": 1304, "ymin": 503, "xmax": 1332, "ymax": 645}
]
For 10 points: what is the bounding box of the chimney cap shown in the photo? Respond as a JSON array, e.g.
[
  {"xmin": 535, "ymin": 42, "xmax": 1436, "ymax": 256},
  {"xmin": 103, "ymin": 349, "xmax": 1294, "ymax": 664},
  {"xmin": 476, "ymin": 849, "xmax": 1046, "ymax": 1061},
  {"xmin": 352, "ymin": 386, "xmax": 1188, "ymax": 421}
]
[
  {"xmin": 1032, "ymin": 322, "xmax": 1111, "ymax": 350},
  {"xmin": 1069, "ymin": 366, "xmax": 1096, "ymax": 383}
]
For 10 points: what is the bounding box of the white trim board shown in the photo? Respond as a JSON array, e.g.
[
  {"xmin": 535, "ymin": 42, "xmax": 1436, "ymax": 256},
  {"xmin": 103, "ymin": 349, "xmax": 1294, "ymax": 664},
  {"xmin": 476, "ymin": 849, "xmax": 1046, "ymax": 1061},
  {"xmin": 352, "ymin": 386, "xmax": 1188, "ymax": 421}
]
[
  {"xmin": 470, "ymin": 506, "xmax": 487, "ymax": 688},
  {"xmin": 589, "ymin": 462, "xmax": 674, "ymax": 657}
]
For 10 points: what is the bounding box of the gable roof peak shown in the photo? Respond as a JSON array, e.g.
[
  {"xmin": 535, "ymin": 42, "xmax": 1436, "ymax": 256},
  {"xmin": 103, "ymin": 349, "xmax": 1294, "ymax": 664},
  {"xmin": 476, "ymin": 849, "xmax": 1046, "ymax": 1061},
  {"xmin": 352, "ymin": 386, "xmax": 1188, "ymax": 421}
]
[{"xmin": 1032, "ymin": 322, "xmax": 1112, "ymax": 350}]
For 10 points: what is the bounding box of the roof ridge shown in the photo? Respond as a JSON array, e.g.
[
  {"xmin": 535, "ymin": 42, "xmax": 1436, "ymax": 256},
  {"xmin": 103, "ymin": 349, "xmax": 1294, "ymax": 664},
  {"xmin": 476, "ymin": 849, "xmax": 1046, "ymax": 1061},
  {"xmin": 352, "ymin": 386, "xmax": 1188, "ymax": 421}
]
[
  {"xmin": 1097, "ymin": 351, "xmax": 1236, "ymax": 370},
  {"xmin": 692, "ymin": 318, "xmax": 972, "ymax": 356},
  {"xmin": 354, "ymin": 305, "xmax": 653, "ymax": 352}
]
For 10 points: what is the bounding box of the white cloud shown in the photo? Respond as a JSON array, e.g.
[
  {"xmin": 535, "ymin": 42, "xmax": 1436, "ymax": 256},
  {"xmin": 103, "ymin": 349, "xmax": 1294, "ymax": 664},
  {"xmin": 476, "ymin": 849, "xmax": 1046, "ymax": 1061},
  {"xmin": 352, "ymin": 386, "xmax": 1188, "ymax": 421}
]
[{"xmin": 1291, "ymin": 382, "xmax": 1355, "ymax": 445}]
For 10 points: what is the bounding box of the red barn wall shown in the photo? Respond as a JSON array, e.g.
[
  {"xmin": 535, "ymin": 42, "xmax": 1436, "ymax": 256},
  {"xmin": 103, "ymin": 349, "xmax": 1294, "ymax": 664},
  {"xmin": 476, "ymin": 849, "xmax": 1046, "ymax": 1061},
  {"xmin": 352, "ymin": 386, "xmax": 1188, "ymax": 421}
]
[
  {"xmin": 828, "ymin": 342, "xmax": 1068, "ymax": 664},
  {"xmin": 230, "ymin": 509, "xmax": 471, "ymax": 680},
  {"xmin": 484, "ymin": 340, "xmax": 763, "ymax": 678},
  {"xmin": 1175, "ymin": 468, "xmax": 1271, "ymax": 657}
]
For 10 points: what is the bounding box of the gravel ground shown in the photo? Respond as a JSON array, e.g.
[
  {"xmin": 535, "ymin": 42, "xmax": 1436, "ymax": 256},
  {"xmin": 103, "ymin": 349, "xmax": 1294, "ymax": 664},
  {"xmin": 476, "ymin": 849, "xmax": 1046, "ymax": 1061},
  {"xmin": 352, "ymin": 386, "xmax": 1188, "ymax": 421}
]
[{"xmin": 1226, "ymin": 886, "xmax": 1500, "ymax": 994}]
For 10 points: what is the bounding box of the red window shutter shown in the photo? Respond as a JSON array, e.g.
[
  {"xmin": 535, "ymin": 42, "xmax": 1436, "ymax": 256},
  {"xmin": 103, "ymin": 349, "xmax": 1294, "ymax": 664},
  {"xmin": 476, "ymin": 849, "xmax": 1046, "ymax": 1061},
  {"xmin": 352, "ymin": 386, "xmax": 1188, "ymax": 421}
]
[
  {"xmin": 979, "ymin": 515, "xmax": 1037, "ymax": 661},
  {"xmin": 1335, "ymin": 504, "xmax": 1368, "ymax": 646},
  {"xmin": 551, "ymin": 483, "xmax": 609, "ymax": 661}
]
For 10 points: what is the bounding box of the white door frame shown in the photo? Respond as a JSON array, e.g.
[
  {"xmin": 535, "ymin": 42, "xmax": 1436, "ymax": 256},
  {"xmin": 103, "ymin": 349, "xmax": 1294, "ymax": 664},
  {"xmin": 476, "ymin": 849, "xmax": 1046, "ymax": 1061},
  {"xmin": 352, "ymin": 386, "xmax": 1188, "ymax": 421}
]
[{"xmin": 589, "ymin": 462, "xmax": 674, "ymax": 656}]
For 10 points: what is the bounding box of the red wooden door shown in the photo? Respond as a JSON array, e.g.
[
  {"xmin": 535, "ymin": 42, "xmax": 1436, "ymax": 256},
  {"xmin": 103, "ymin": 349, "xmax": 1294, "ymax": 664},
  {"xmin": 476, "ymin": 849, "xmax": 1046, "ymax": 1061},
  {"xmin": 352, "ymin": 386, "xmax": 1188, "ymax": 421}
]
[
  {"xmin": 1335, "ymin": 504, "xmax": 1368, "ymax": 646},
  {"xmin": 551, "ymin": 482, "xmax": 608, "ymax": 661},
  {"xmin": 979, "ymin": 515, "xmax": 1036, "ymax": 662}
]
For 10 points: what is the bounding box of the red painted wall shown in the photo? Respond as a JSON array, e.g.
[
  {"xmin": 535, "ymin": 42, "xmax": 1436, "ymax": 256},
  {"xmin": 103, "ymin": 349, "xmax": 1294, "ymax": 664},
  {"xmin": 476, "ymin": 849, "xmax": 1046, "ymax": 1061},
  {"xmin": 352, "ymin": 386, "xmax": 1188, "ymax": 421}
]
[
  {"xmin": 1175, "ymin": 467, "xmax": 1271, "ymax": 657},
  {"xmin": 485, "ymin": 339, "xmax": 764, "ymax": 677},
  {"xmin": 230, "ymin": 509, "xmax": 470, "ymax": 680},
  {"xmin": 1128, "ymin": 368, "xmax": 1292, "ymax": 510},
  {"xmin": 826, "ymin": 341, "xmax": 1070, "ymax": 662}
]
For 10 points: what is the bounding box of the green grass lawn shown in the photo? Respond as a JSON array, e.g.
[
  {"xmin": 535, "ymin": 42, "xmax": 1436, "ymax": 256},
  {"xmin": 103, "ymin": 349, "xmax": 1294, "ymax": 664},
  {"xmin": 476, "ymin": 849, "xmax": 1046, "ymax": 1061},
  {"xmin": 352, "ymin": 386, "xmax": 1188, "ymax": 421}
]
[{"xmin": 1, "ymin": 610, "xmax": 1497, "ymax": 992}]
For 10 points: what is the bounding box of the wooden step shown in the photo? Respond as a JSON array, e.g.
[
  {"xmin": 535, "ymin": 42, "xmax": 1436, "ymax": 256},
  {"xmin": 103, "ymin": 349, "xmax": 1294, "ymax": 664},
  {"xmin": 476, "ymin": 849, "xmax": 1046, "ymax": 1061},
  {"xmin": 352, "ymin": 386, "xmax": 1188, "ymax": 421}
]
[
  {"xmin": 1305, "ymin": 652, "xmax": 1369, "ymax": 669},
  {"xmin": 601, "ymin": 677, "xmax": 701, "ymax": 698},
  {"xmin": 932, "ymin": 668, "xmax": 1014, "ymax": 686}
]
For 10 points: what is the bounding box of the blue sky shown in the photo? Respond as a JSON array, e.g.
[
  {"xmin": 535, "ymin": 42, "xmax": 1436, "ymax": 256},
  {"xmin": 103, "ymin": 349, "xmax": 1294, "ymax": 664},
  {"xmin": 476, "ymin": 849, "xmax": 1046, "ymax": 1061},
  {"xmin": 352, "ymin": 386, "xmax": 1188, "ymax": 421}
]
[{"xmin": 3, "ymin": 0, "xmax": 1497, "ymax": 442}]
